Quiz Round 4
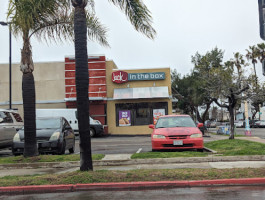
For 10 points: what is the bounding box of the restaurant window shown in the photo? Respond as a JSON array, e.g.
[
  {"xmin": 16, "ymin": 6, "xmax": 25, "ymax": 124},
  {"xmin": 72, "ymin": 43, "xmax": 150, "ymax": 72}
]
[{"xmin": 115, "ymin": 102, "xmax": 168, "ymax": 126}]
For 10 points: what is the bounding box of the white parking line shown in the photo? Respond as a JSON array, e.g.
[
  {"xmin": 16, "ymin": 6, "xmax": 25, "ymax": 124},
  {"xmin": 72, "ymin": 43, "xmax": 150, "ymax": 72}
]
[{"xmin": 136, "ymin": 148, "xmax": 142, "ymax": 154}]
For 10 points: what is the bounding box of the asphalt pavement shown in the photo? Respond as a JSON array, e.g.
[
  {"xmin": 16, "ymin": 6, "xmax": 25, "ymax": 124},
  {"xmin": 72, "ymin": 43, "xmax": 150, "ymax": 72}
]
[
  {"xmin": 0, "ymin": 135, "xmax": 265, "ymax": 176},
  {"xmin": 1, "ymin": 134, "xmax": 265, "ymax": 194}
]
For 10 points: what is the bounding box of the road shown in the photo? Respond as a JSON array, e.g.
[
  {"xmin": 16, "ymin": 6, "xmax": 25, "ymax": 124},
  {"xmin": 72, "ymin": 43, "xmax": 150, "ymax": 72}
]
[
  {"xmin": 0, "ymin": 128, "xmax": 264, "ymax": 156},
  {"xmin": 208, "ymin": 127, "xmax": 265, "ymax": 139},
  {"xmin": 1, "ymin": 186, "xmax": 265, "ymax": 199}
]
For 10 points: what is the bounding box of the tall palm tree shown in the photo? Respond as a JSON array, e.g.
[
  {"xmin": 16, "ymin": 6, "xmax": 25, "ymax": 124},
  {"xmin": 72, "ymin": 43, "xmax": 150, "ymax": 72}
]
[
  {"xmin": 7, "ymin": 0, "xmax": 108, "ymax": 157},
  {"xmin": 246, "ymin": 45, "xmax": 259, "ymax": 86},
  {"xmin": 257, "ymin": 43, "xmax": 265, "ymax": 62},
  {"xmin": 71, "ymin": 0, "xmax": 156, "ymax": 170},
  {"xmin": 232, "ymin": 52, "xmax": 247, "ymax": 81}
]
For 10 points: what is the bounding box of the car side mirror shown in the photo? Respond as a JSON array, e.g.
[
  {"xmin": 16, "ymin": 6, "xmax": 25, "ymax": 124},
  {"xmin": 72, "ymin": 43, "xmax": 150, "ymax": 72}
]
[
  {"xmin": 149, "ymin": 124, "xmax": 155, "ymax": 129},
  {"xmin": 0, "ymin": 118, "xmax": 3, "ymax": 123},
  {"xmin": 197, "ymin": 123, "xmax": 204, "ymax": 128},
  {"xmin": 65, "ymin": 125, "xmax": 72, "ymax": 130}
]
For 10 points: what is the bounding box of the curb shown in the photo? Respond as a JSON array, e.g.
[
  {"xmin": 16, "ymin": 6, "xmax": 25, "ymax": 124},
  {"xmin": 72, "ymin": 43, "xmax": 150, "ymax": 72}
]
[{"xmin": 1, "ymin": 178, "xmax": 265, "ymax": 194}]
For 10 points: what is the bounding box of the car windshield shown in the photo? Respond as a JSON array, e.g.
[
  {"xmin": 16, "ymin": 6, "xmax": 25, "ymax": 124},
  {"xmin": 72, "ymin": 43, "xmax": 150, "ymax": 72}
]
[
  {"xmin": 36, "ymin": 118, "xmax": 61, "ymax": 129},
  {"xmin": 156, "ymin": 116, "xmax": 196, "ymax": 128}
]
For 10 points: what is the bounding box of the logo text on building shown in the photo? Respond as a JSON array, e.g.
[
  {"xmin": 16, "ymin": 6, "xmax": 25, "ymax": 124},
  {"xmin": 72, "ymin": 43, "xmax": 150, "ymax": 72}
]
[
  {"xmin": 112, "ymin": 71, "xmax": 128, "ymax": 83},
  {"xmin": 112, "ymin": 71, "xmax": 165, "ymax": 83}
]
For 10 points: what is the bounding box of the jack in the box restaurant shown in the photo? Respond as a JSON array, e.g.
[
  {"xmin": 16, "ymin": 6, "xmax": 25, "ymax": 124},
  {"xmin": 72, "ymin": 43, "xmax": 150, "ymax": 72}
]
[
  {"xmin": 0, "ymin": 55, "xmax": 172, "ymax": 135},
  {"xmin": 106, "ymin": 65, "xmax": 172, "ymax": 135}
]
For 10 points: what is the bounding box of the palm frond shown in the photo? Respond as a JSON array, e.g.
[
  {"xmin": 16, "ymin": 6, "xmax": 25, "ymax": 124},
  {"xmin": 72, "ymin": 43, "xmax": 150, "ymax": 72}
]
[
  {"xmin": 29, "ymin": 9, "xmax": 109, "ymax": 47},
  {"xmin": 31, "ymin": 9, "xmax": 74, "ymax": 43},
  {"xmin": 8, "ymin": 0, "xmax": 70, "ymax": 36},
  {"xmin": 8, "ymin": 0, "xmax": 108, "ymax": 46},
  {"xmin": 109, "ymin": 0, "xmax": 156, "ymax": 39},
  {"xmin": 86, "ymin": 12, "xmax": 109, "ymax": 47}
]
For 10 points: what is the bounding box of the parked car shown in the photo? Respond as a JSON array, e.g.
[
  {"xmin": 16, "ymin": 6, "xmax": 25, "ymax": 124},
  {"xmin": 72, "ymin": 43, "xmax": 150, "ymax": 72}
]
[
  {"xmin": 0, "ymin": 109, "xmax": 23, "ymax": 130},
  {"xmin": 89, "ymin": 117, "xmax": 104, "ymax": 137},
  {"xmin": 207, "ymin": 121, "xmax": 221, "ymax": 128},
  {"xmin": 0, "ymin": 109, "xmax": 23, "ymax": 149},
  {"xmin": 255, "ymin": 120, "xmax": 265, "ymax": 128},
  {"xmin": 12, "ymin": 117, "xmax": 75, "ymax": 155},
  {"xmin": 149, "ymin": 115, "xmax": 204, "ymax": 152},
  {"xmin": 234, "ymin": 121, "xmax": 244, "ymax": 128},
  {"xmin": 36, "ymin": 109, "xmax": 104, "ymax": 137},
  {"xmin": 249, "ymin": 120, "xmax": 259, "ymax": 128}
]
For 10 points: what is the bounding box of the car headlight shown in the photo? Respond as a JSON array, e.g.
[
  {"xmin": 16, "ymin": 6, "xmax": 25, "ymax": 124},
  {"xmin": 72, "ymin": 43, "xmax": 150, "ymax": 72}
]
[
  {"xmin": 153, "ymin": 135, "xmax": 166, "ymax": 139},
  {"xmin": 13, "ymin": 133, "xmax": 20, "ymax": 142},
  {"xmin": 190, "ymin": 133, "xmax": 202, "ymax": 138},
  {"xmin": 49, "ymin": 132, "xmax": 60, "ymax": 141}
]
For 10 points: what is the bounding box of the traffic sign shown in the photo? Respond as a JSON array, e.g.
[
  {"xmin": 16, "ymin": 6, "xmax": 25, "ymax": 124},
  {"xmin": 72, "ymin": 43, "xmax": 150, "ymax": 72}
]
[{"xmin": 258, "ymin": 0, "xmax": 265, "ymax": 40}]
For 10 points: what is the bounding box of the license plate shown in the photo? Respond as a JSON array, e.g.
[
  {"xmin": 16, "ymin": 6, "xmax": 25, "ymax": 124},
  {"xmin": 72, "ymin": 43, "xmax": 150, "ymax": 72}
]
[{"xmin": 173, "ymin": 140, "xmax": 183, "ymax": 145}]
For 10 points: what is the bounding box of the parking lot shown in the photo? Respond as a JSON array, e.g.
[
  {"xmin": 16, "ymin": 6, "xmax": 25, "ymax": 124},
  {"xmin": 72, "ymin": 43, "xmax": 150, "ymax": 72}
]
[{"xmin": 0, "ymin": 127, "xmax": 264, "ymax": 157}]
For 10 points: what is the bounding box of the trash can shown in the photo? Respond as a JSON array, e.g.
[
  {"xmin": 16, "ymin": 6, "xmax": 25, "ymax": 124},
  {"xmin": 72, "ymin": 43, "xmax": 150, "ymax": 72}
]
[{"xmin": 217, "ymin": 126, "xmax": 230, "ymax": 135}]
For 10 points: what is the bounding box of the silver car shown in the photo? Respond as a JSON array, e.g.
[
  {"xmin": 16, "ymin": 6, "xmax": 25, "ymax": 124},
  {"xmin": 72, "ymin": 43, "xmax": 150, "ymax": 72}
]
[{"xmin": 0, "ymin": 109, "xmax": 23, "ymax": 148}]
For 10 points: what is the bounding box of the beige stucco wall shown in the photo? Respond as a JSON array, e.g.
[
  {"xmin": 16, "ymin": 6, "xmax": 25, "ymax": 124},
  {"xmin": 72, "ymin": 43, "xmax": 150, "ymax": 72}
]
[
  {"xmin": 0, "ymin": 62, "xmax": 66, "ymax": 117},
  {"xmin": 106, "ymin": 65, "xmax": 172, "ymax": 135}
]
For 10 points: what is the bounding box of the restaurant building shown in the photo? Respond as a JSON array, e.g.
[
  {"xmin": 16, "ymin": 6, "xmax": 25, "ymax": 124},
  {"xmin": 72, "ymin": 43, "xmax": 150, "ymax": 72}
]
[
  {"xmin": 0, "ymin": 55, "xmax": 172, "ymax": 135},
  {"xmin": 105, "ymin": 64, "xmax": 172, "ymax": 135}
]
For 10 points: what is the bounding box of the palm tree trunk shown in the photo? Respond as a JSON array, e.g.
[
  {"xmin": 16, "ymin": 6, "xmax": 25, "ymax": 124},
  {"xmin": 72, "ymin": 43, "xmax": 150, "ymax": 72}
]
[
  {"xmin": 253, "ymin": 62, "xmax": 258, "ymax": 87},
  {"xmin": 21, "ymin": 36, "xmax": 38, "ymax": 157},
  {"xmin": 73, "ymin": 1, "xmax": 93, "ymax": 171},
  {"xmin": 22, "ymin": 73, "xmax": 38, "ymax": 156}
]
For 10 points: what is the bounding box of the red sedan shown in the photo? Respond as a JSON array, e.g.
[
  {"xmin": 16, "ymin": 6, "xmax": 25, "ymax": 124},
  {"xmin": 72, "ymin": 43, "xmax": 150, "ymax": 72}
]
[{"xmin": 149, "ymin": 115, "xmax": 204, "ymax": 151}]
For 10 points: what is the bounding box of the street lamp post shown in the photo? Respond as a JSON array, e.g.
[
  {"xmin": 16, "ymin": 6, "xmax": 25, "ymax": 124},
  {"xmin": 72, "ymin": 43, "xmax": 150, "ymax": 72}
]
[{"xmin": 0, "ymin": 21, "xmax": 12, "ymax": 110}]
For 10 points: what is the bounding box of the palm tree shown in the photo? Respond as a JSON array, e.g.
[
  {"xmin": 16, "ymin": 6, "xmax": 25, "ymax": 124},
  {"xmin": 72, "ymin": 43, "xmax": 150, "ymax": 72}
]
[
  {"xmin": 7, "ymin": 0, "xmax": 108, "ymax": 157},
  {"xmin": 246, "ymin": 45, "xmax": 259, "ymax": 86},
  {"xmin": 257, "ymin": 43, "xmax": 265, "ymax": 62},
  {"xmin": 232, "ymin": 52, "xmax": 248, "ymax": 82},
  {"xmin": 71, "ymin": 0, "xmax": 156, "ymax": 170}
]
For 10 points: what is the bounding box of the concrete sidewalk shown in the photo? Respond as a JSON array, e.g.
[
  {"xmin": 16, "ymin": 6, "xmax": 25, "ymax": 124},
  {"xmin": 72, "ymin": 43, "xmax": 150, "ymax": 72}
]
[
  {"xmin": 0, "ymin": 154, "xmax": 265, "ymax": 177},
  {"xmin": 238, "ymin": 136, "xmax": 265, "ymax": 144}
]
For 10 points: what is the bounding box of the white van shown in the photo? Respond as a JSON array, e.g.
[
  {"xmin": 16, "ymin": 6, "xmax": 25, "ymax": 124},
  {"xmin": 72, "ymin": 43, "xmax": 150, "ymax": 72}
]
[
  {"xmin": 36, "ymin": 109, "xmax": 104, "ymax": 137},
  {"xmin": 0, "ymin": 109, "xmax": 24, "ymax": 148},
  {"xmin": 36, "ymin": 109, "xmax": 78, "ymax": 130}
]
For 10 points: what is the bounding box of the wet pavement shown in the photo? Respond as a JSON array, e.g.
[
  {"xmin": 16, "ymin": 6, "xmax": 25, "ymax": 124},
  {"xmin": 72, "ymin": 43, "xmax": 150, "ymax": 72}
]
[{"xmin": 1, "ymin": 186, "xmax": 265, "ymax": 200}]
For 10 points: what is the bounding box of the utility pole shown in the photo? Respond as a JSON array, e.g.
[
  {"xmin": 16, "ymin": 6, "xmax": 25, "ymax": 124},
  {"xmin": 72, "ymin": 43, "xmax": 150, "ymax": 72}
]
[{"xmin": 0, "ymin": 21, "xmax": 12, "ymax": 109}]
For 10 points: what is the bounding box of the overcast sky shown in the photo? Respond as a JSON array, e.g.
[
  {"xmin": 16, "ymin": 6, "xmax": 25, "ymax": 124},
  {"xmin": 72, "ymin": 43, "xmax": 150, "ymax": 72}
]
[{"xmin": 0, "ymin": 0, "xmax": 264, "ymax": 81}]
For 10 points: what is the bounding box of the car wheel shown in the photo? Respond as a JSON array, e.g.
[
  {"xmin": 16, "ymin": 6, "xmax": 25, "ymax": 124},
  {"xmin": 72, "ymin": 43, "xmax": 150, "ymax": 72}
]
[
  {"xmin": 69, "ymin": 142, "xmax": 75, "ymax": 154},
  {"xmin": 197, "ymin": 148, "xmax": 204, "ymax": 152},
  {"xmin": 59, "ymin": 140, "xmax": 66, "ymax": 155},
  {"xmin": 90, "ymin": 128, "xmax": 95, "ymax": 137}
]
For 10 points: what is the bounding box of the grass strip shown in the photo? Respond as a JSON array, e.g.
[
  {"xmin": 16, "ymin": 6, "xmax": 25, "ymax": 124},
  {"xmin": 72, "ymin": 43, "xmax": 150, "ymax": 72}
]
[
  {"xmin": 0, "ymin": 168, "xmax": 264, "ymax": 187},
  {"xmin": 205, "ymin": 139, "xmax": 265, "ymax": 156},
  {"xmin": 132, "ymin": 139, "xmax": 265, "ymax": 159},
  {"xmin": 0, "ymin": 154, "xmax": 104, "ymax": 164}
]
